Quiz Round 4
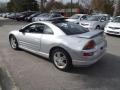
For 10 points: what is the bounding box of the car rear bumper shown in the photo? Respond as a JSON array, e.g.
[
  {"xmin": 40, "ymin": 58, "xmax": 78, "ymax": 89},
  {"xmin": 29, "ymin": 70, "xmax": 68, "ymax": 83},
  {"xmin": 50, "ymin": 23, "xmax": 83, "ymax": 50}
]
[
  {"xmin": 72, "ymin": 41, "xmax": 107, "ymax": 66},
  {"xmin": 72, "ymin": 49, "xmax": 106, "ymax": 66}
]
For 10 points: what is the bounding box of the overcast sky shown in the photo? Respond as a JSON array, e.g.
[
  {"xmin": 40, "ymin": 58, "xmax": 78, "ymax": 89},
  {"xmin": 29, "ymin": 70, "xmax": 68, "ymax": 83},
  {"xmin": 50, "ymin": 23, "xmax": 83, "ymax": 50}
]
[
  {"xmin": 0, "ymin": 0, "xmax": 79, "ymax": 3},
  {"xmin": 0, "ymin": 0, "xmax": 9, "ymax": 2},
  {"xmin": 56, "ymin": 0, "xmax": 78, "ymax": 3}
]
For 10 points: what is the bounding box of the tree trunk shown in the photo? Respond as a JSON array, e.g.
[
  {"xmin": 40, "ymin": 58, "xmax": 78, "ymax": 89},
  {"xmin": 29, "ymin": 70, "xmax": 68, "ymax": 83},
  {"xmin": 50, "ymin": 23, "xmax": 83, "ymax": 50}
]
[{"xmin": 113, "ymin": 0, "xmax": 120, "ymax": 16}]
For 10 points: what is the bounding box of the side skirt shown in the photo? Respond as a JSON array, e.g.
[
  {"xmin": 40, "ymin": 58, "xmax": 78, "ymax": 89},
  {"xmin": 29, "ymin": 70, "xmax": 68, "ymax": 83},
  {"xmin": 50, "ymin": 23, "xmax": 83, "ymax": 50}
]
[{"xmin": 19, "ymin": 45, "xmax": 49, "ymax": 59}]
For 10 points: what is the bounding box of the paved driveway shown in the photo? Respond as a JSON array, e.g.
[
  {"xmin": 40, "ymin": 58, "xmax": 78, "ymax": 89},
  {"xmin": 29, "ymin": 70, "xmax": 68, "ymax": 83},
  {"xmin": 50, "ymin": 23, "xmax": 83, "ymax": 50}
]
[{"xmin": 0, "ymin": 18, "xmax": 120, "ymax": 90}]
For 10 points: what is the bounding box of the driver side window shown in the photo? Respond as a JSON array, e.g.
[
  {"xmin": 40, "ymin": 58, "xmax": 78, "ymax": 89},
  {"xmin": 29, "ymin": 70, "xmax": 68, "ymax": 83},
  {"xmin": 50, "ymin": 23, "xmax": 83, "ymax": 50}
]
[{"xmin": 23, "ymin": 23, "xmax": 44, "ymax": 33}]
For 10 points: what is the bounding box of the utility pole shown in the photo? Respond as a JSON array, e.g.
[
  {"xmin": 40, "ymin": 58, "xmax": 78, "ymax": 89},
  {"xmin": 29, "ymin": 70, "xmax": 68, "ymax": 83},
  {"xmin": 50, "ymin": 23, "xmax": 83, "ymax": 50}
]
[{"xmin": 71, "ymin": 0, "xmax": 73, "ymax": 16}]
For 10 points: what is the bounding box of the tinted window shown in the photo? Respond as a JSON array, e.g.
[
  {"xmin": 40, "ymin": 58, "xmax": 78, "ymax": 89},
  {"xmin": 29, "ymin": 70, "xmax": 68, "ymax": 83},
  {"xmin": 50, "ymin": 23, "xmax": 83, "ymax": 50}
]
[
  {"xmin": 35, "ymin": 24, "xmax": 44, "ymax": 33},
  {"xmin": 23, "ymin": 23, "xmax": 44, "ymax": 33},
  {"xmin": 52, "ymin": 14, "xmax": 62, "ymax": 18},
  {"xmin": 55, "ymin": 22, "xmax": 88, "ymax": 35},
  {"xmin": 44, "ymin": 25, "xmax": 53, "ymax": 34}
]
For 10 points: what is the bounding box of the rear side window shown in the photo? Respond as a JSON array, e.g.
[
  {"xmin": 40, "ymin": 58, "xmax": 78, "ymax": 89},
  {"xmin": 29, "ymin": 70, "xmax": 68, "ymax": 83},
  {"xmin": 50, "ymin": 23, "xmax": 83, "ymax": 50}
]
[
  {"xmin": 44, "ymin": 25, "xmax": 54, "ymax": 34},
  {"xmin": 55, "ymin": 22, "xmax": 88, "ymax": 35}
]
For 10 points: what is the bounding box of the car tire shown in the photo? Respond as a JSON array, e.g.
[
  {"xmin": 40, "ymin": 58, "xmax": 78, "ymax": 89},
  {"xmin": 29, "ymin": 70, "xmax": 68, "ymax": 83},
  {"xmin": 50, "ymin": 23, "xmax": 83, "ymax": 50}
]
[
  {"xmin": 16, "ymin": 19, "xmax": 20, "ymax": 21},
  {"xmin": 96, "ymin": 26, "xmax": 100, "ymax": 30},
  {"xmin": 9, "ymin": 35, "xmax": 19, "ymax": 50},
  {"xmin": 50, "ymin": 48, "xmax": 72, "ymax": 71}
]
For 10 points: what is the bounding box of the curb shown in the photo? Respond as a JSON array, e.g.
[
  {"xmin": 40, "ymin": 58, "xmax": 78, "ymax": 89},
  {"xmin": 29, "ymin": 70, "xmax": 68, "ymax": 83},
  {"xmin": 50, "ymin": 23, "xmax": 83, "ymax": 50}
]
[{"xmin": 0, "ymin": 67, "xmax": 19, "ymax": 90}]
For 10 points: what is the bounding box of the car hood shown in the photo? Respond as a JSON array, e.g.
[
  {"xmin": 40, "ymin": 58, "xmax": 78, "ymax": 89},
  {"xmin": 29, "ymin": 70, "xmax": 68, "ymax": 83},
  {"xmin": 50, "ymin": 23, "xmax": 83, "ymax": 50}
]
[
  {"xmin": 107, "ymin": 22, "xmax": 120, "ymax": 28},
  {"xmin": 71, "ymin": 31, "xmax": 103, "ymax": 39},
  {"xmin": 66, "ymin": 19, "xmax": 77, "ymax": 22},
  {"xmin": 80, "ymin": 20, "xmax": 98, "ymax": 25},
  {"xmin": 35, "ymin": 17, "xmax": 50, "ymax": 21}
]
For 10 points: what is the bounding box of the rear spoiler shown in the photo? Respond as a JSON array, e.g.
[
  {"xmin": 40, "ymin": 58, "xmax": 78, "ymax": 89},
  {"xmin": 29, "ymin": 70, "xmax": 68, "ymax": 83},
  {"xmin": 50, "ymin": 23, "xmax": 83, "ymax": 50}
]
[{"xmin": 78, "ymin": 31, "xmax": 103, "ymax": 39}]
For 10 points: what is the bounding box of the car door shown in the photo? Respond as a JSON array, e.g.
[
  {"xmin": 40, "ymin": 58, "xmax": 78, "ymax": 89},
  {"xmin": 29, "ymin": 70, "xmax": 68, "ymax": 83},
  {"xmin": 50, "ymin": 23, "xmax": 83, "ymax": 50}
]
[
  {"xmin": 40, "ymin": 24, "xmax": 54, "ymax": 56},
  {"xmin": 18, "ymin": 23, "xmax": 44, "ymax": 52},
  {"xmin": 100, "ymin": 16, "xmax": 108, "ymax": 28}
]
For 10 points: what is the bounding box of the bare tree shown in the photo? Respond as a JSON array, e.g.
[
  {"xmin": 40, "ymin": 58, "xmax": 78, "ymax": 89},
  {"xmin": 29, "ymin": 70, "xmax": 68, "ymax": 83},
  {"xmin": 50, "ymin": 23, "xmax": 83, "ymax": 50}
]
[
  {"xmin": 81, "ymin": 0, "xmax": 92, "ymax": 13},
  {"xmin": 81, "ymin": 0, "xmax": 91, "ymax": 8},
  {"xmin": 113, "ymin": 0, "xmax": 120, "ymax": 16}
]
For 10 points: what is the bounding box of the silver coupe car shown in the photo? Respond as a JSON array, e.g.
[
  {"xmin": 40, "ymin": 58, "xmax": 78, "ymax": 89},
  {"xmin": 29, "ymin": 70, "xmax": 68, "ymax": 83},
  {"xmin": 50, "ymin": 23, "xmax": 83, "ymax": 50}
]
[
  {"xmin": 79, "ymin": 14, "xmax": 110, "ymax": 31},
  {"xmin": 9, "ymin": 20, "xmax": 107, "ymax": 71}
]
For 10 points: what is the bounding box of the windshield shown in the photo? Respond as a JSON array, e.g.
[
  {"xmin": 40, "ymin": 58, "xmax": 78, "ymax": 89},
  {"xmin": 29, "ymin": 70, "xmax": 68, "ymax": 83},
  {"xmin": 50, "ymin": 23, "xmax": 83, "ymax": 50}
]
[
  {"xmin": 38, "ymin": 13, "xmax": 50, "ymax": 17},
  {"xmin": 55, "ymin": 22, "xmax": 88, "ymax": 35},
  {"xmin": 30, "ymin": 13, "xmax": 37, "ymax": 17},
  {"xmin": 111, "ymin": 17, "xmax": 120, "ymax": 23},
  {"xmin": 70, "ymin": 15, "xmax": 80, "ymax": 19},
  {"xmin": 86, "ymin": 16, "xmax": 101, "ymax": 21}
]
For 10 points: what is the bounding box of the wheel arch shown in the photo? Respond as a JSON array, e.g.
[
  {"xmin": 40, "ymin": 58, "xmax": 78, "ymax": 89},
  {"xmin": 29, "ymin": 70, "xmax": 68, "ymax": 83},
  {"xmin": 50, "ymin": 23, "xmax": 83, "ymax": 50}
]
[
  {"xmin": 49, "ymin": 46, "xmax": 72, "ymax": 60},
  {"xmin": 9, "ymin": 34, "xmax": 19, "ymax": 45},
  {"xmin": 96, "ymin": 25, "xmax": 100, "ymax": 29},
  {"xmin": 9, "ymin": 34, "xmax": 15, "ymax": 40}
]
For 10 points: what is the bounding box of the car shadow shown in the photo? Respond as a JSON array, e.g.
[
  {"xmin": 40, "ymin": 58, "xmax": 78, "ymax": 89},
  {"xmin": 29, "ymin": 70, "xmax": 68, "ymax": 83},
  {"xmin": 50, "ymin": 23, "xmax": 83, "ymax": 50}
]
[
  {"xmin": 22, "ymin": 49, "xmax": 120, "ymax": 79},
  {"xmin": 70, "ymin": 53, "xmax": 120, "ymax": 76},
  {"xmin": 14, "ymin": 48, "xmax": 120, "ymax": 89},
  {"xmin": 67, "ymin": 53, "xmax": 120, "ymax": 89}
]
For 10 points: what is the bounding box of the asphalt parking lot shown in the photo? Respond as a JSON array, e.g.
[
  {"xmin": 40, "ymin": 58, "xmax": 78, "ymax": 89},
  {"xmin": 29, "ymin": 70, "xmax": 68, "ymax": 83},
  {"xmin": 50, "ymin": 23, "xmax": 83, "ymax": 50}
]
[{"xmin": 0, "ymin": 18, "xmax": 120, "ymax": 90}]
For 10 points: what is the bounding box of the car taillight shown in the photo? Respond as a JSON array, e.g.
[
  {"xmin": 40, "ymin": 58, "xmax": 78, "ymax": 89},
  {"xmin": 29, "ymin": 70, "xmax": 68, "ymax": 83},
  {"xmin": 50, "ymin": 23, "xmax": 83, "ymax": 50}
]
[
  {"xmin": 83, "ymin": 52, "xmax": 94, "ymax": 56},
  {"xmin": 83, "ymin": 40, "xmax": 95, "ymax": 50}
]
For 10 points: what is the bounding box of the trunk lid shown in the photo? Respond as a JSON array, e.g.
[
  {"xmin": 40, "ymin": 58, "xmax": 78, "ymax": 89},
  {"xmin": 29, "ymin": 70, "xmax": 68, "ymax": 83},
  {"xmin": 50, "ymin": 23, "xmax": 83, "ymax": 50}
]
[
  {"xmin": 72, "ymin": 31, "xmax": 105, "ymax": 45},
  {"xmin": 73, "ymin": 31, "xmax": 103, "ymax": 39}
]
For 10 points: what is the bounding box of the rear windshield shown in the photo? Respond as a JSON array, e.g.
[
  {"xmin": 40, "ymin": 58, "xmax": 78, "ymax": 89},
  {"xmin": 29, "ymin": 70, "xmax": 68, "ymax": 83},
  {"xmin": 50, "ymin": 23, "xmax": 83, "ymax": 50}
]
[{"xmin": 55, "ymin": 22, "xmax": 88, "ymax": 35}]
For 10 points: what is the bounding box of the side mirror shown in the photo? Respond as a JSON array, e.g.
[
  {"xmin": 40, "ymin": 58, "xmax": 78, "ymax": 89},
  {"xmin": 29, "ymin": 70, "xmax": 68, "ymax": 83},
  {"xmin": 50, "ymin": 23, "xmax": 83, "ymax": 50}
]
[{"xmin": 19, "ymin": 29, "xmax": 25, "ymax": 33}]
